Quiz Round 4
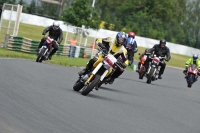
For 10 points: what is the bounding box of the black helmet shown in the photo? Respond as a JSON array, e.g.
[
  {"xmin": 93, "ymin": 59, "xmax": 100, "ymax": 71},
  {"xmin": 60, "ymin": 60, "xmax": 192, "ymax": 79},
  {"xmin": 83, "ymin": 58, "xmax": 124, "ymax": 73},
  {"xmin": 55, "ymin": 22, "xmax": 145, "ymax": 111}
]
[
  {"xmin": 193, "ymin": 54, "xmax": 198, "ymax": 61},
  {"xmin": 160, "ymin": 39, "xmax": 166, "ymax": 44},
  {"xmin": 160, "ymin": 39, "xmax": 166, "ymax": 45}
]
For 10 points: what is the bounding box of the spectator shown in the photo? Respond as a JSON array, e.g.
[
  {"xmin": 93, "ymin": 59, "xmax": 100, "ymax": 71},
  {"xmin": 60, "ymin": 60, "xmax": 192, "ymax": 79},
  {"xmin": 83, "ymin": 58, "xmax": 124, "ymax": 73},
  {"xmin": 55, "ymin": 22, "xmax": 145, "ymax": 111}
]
[
  {"xmin": 90, "ymin": 41, "xmax": 96, "ymax": 49},
  {"xmin": 69, "ymin": 36, "xmax": 77, "ymax": 57}
]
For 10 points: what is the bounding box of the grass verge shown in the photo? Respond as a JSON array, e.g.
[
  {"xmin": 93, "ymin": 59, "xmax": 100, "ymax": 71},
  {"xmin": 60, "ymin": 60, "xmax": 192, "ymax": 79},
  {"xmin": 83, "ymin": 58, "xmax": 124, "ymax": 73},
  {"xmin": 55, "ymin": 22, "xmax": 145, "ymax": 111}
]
[{"xmin": 0, "ymin": 47, "xmax": 90, "ymax": 67}]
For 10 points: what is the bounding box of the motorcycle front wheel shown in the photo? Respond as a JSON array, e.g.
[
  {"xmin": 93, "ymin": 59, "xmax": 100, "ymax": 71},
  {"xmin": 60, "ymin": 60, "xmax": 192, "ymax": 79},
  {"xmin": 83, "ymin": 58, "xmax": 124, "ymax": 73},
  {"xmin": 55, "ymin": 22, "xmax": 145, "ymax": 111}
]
[
  {"xmin": 187, "ymin": 74, "xmax": 193, "ymax": 88},
  {"xmin": 81, "ymin": 74, "xmax": 101, "ymax": 96},
  {"xmin": 36, "ymin": 48, "xmax": 46, "ymax": 62},
  {"xmin": 146, "ymin": 67, "xmax": 156, "ymax": 84}
]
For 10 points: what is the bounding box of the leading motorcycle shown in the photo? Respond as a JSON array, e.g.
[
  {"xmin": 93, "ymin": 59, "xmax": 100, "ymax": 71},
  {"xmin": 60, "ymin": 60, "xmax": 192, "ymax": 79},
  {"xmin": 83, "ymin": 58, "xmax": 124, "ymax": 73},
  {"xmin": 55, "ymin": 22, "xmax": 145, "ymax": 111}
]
[{"xmin": 73, "ymin": 43, "xmax": 125, "ymax": 96}]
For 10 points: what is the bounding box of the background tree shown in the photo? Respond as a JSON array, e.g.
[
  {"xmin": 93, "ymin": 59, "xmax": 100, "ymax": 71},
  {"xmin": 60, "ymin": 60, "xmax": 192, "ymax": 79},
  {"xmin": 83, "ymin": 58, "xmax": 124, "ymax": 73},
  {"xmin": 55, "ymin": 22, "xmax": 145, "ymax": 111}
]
[
  {"xmin": 95, "ymin": 0, "xmax": 188, "ymax": 45},
  {"xmin": 27, "ymin": 0, "xmax": 36, "ymax": 14},
  {"xmin": 184, "ymin": 0, "xmax": 200, "ymax": 48},
  {"xmin": 61, "ymin": 0, "xmax": 101, "ymax": 29},
  {"xmin": 0, "ymin": 0, "xmax": 16, "ymax": 4},
  {"xmin": 18, "ymin": 0, "xmax": 28, "ymax": 13}
]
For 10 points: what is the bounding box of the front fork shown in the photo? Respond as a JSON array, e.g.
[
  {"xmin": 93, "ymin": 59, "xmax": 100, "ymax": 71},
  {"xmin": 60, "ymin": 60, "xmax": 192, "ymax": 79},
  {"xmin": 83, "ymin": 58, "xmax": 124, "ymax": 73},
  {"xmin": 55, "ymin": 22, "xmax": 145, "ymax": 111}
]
[{"xmin": 85, "ymin": 63, "xmax": 103, "ymax": 84}]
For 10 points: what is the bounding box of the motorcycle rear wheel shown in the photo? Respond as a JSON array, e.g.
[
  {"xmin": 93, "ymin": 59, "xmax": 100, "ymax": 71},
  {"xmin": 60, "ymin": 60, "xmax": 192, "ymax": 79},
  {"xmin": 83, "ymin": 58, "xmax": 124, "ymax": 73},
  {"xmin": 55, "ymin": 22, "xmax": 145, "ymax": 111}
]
[
  {"xmin": 73, "ymin": 79, "xmax": 84, "ymax": 91},
  {"xmin": 139, "ymin": 67, "xmax": 145, "ymax": 79}
]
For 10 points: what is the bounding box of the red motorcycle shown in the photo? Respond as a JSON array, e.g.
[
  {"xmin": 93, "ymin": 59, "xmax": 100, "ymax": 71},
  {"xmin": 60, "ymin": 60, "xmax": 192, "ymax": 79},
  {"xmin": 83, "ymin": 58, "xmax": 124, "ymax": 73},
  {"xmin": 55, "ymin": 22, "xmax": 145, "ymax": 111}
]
[
  {"xmin": 138, "ymin": 53, "xmax": 151, "ymax": 79},
  {"xmin": 185, "ymin": 64, "xmax": 199, "ymax": 88},
  {"xmin": 146, "ymin": 55, "xmax": 166, "ymax": 84}
]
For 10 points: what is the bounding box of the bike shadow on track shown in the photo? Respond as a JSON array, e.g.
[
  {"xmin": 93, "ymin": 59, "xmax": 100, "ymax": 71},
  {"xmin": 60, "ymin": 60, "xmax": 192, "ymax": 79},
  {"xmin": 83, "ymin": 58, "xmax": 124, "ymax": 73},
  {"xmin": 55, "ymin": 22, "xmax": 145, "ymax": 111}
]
[
  {"xmin": 119, "ymin": 77, "xmax": 183, "ymax": 90},
  {"xmin": 99, "ymin": 86, "xmax": 132, "ymax": 95},
  {"xmin": 87, "ymin": 93, "xmax": 129, "ymax": 105},
  {"xmin": 66, "ymin": 87, "xmax": 132, "ymax": 104},
  {"xmin": 149, "ymin": 82, "xmax": 185, "ymax": 90},
  {"xmin": 119, "ymin": 77, "xmax": 148, "ymax": 84}
]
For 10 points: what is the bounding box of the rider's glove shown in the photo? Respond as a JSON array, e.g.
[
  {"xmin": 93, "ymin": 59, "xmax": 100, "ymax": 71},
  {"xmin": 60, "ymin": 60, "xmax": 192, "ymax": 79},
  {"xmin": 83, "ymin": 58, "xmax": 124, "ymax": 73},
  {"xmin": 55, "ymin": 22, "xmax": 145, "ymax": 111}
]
[
  {"xmin": 183, "ymin": 67, "xmax": 188, "ymax": 74},
  {"xmin": 102, "ymin": 49, "xmax": 108, "ymax": 54},
  {"xmin": 98, "ymin": 43, "xmax": 105, "ymax": 49}
]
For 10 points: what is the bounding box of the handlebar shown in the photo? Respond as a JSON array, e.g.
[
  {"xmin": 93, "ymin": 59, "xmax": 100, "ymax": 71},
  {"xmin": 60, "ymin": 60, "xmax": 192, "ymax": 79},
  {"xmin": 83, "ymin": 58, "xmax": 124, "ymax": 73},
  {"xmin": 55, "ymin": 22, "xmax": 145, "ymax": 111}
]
[
  {"xmin": 44, "ymin": 35, "xmax": 60, "ymax": 46},
  {"xmin": 148, "ymin": 54, "xmax": 167, "ymax": 61},
  {"xmin": 97, "ymin": 43, "xmax": 108, "ymax": 55},
  {"xmin": 145, "ymin": 52, "xmax": 152, "ymax": 55}
]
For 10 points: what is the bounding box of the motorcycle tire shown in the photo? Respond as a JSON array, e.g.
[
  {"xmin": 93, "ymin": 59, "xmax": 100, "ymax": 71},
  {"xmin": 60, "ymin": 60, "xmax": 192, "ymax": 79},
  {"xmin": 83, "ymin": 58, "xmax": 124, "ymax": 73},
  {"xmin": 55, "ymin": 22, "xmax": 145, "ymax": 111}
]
[
  {"xmin": 73, "ymin": 79, "xmax": 84, "ymax": 91},
  {"xmin": 138, "ymin": 66, "xmax": 145, "ymax": 79},
  {"xmin": 139, "ymin": 67, "xmax": 145, "ymax": 79},
  {"xmin": 36, "ymin": 48, "xmax": 45, "ymax": 63},
  {"xmin": 187, "ymin": 74, "xmax": 193, "ymax": 88},
  {"xmin": 81, "ymin": 74, "xmax": 101, "ymax": 96},
  {"xmin": 146, "ymin": 67, "xmax": 156, "ymax": 84}
]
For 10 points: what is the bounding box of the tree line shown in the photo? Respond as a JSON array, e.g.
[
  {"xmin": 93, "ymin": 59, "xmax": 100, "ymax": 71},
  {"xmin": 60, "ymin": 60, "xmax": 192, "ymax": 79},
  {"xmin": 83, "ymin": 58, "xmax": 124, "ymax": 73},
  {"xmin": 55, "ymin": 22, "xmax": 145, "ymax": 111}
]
[{"xmin": 1, "ymin": 0, "xmax": 200, "ymax": 48}]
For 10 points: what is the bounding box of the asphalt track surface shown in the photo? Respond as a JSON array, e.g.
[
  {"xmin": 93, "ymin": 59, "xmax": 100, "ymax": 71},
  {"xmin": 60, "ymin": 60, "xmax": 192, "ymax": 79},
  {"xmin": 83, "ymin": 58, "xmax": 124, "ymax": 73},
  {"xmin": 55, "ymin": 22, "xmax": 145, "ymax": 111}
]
[{"xmin": 0, "ymin": 58, "xmax": 200, "ymax": 133}]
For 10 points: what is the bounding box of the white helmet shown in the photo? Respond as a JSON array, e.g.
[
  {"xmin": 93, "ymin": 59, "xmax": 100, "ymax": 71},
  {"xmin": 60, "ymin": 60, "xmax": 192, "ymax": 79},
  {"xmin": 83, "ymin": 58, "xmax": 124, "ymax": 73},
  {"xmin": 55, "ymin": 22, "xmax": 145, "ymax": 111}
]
[{"xmin": 53, "ymin": 21, "xmax": 60, "ymax": 30}]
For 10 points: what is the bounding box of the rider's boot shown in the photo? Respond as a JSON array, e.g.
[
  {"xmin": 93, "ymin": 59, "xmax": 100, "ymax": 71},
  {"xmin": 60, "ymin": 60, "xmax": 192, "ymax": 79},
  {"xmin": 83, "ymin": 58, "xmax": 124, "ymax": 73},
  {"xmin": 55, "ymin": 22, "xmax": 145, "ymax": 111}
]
[
  {"xmin": 158, "ymin": 74, "xmax": 162, "ymax": 79},
  {"xmin": 78, "ymin": 59, "xmax": 96, "ymax": 76},
  {"xmin": 48, "ymin": 48, "xmax": 57, "ymax": 60},
  {"xmin": 109, "ymin": 78, "xmax": 116, "ymax": 84}
]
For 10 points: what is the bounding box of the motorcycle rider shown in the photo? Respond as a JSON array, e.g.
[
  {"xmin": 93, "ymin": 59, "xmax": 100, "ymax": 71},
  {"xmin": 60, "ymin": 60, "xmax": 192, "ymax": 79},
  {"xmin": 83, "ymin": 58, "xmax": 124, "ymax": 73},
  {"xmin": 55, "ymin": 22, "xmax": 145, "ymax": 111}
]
[
  {"xmin": 145, "ymin": 39, "xmax": 171, "ymax": 79},
  {"xmin": 124, "ymin": 31, "xmax": 138, "ymax": 66},
  {"xmin": 78, "ymin": 32, "xmax": 128, "ymax": 84},
  {"xmin": 36, "ymin": 21, "xmax": 63, "ymax": 60},
  {"xmin": 183, "ymin": 54, "xmax": 200, "ymax": 76}
]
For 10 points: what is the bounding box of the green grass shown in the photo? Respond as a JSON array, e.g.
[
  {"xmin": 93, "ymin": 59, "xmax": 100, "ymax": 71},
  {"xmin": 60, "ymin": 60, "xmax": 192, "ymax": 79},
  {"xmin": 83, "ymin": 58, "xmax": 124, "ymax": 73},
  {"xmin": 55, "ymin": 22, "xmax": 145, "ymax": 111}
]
[
  {"xmin": 0, "ymin": 21, "xmax": 190, "ymax": 69},
  {"xmin": 0, "ymin": 47, "xmax": 90, "ymax": 67}
]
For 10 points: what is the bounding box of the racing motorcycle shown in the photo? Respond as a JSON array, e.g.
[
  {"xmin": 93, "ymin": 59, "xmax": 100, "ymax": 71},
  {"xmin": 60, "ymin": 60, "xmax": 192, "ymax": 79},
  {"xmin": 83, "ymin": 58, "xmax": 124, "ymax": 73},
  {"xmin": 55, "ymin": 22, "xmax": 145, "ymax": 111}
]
[
  {"xmin": 36, "ymin": 36, "xmax": 58, "ymax": 63},
  {"xmin": 73, "ymin": 43, "xmax": 125, "ymax": 96},
  {"xmin": 146, "ymin": 54, "xmax": 166, "ymax": 84},
  {"xmin": 184, "ymin": 64, "xmax": 199, "ymax": 88},
  {"xmin": 138, "ymin": 53, "xmax": 151, "ymax": 79}
]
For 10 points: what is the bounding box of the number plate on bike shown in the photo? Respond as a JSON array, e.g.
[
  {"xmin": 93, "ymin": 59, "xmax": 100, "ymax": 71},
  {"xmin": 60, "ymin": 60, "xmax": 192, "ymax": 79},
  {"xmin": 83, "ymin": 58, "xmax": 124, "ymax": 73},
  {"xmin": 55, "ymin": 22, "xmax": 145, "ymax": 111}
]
[{"xmin": 104, "ymin": 54, "xmax": 117, "ymax": 67}]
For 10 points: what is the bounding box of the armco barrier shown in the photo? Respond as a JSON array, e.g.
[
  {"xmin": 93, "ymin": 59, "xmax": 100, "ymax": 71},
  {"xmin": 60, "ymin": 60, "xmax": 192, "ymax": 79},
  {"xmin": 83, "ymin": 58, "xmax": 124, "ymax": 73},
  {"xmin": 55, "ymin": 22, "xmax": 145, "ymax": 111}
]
[{"xmin": 6, "ymin": 35, "xmax": 98, "ymax": 58}]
